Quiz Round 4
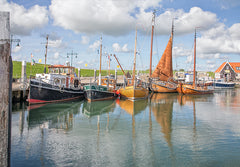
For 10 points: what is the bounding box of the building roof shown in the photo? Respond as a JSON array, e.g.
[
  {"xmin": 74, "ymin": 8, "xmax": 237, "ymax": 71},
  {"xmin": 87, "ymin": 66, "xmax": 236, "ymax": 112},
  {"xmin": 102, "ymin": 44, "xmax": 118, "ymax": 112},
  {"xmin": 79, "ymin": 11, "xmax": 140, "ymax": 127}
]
[
  {"xmin": 48, "ymin": 65, "xmax": 74, "ymax": 68},
  {"xmin": 215, "ymin": 62, "xmax": 240, "ymax": 73}
]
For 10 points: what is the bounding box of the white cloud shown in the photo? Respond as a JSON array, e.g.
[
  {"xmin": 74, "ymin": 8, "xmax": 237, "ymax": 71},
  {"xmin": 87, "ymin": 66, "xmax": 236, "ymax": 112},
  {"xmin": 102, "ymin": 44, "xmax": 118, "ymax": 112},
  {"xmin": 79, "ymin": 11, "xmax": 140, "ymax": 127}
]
[
  {"xmin": 197, "ymin": 23, "xmax": 240, "ymax": 55},
  {"xmin": 89, "ymin": 40, "xmax": 101, "ymax": 51},
  {"xmin": 49, "ymin": 0, "xmax": 137, "ymax": 36},
  {"xmin": 81, "ymin": 36, "xmax": 90, "ymax": 45},
  {"xmin": 0, "ymin": 0, "xmax": 48, "ymax": 35},
  {"xmin": 49, "ymin": 39, "xmax": 66, "ymax": 48},
  {"xmin": 112, "ymin": 43, "xmax": 129, "ymax": 52}
]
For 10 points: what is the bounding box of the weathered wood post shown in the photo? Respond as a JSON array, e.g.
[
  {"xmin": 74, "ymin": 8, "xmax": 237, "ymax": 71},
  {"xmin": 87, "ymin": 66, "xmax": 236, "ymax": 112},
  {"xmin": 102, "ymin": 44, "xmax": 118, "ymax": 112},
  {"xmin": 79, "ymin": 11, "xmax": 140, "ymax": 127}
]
[{"xmin": 0, "ymin": 11, "xmax": 11, "ymax": 167}]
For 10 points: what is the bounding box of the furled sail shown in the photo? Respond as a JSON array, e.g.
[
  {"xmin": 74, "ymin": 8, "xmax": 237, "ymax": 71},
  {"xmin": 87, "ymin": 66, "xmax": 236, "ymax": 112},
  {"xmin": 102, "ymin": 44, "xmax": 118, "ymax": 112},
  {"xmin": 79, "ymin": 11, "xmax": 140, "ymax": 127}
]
[{"xmin": 151, "ymin": 36, "xmax": 173, "ymax": 81}]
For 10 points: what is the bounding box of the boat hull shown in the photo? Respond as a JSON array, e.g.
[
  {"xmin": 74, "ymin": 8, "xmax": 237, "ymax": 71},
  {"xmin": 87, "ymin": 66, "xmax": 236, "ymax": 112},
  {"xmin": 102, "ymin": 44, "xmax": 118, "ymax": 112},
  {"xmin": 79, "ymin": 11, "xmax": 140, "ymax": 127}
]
[
  {"xmin": 181, "ymin": 85, "xmax": 214, "ymax": 95},
  {"xmin": 151, "ymin": 82, "xmax": 177, "ymax": 93},
  {"xmin": 83, "ymin": 85, "xmax": 116, "ymax": 102},
  {"xmin": 28, "ymin": 79, "xmax": 84, "ymax": 105},
  {"xmin": 119, "ymin": 86, "xmax": 148, "ymax": 100},
  {"xmin": 214, "ymin": 82, "xmax": 235, "ymax": 88}
]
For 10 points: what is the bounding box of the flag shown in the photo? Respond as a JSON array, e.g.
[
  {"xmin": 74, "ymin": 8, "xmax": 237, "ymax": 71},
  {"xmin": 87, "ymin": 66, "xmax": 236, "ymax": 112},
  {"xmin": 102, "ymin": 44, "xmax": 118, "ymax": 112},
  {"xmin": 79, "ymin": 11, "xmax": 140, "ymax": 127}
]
[
  {"xmin": 117, "ymin": 65, "xmax": 120, "ymax": 68},
  {"xmin": 85, "ymin": 64, "xmax": 88, "ymax": 67},
  {"xmin": 38, "ymin": 59, "xmax": 42, "ymax": 63}
]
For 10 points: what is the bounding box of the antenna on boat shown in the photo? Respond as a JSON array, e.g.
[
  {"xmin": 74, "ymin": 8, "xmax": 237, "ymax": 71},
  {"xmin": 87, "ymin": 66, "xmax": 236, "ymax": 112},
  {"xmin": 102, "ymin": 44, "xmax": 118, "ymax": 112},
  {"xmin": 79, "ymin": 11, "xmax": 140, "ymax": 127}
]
[
  {"xmin": 44, "ymin": 35, "xmax": 48, "ymax": 73},
  {"xmin": 67, "ymin": 50, "xmax": 78, "ymax": 67},
  {"xmin": 99, "ymin": 35, "xmax": 102, "ymax": 85}
]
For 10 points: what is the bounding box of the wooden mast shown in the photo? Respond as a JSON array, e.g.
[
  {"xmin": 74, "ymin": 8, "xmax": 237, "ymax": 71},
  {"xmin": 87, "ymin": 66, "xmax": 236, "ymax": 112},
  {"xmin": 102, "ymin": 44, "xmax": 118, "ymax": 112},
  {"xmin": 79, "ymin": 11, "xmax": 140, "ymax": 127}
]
[
  {"xmin": 133, "ymin": 28, "xmax": 137, "ymax": 88},
  {"xmin": 99, "ymin": 36, "xmax": 102, "ymax": 85},
  {"xmin": 193, "ymin": 29, "xmax": 196, "ymax": 88},
  {"xmin": 149, "ymin": 11, "xmax": 155, "ymax": 77}
]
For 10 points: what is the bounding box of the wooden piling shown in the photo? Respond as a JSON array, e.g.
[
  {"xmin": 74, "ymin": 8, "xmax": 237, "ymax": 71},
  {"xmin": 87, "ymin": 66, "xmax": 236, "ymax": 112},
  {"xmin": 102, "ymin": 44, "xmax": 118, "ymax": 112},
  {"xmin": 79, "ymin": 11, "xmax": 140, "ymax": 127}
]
[{"xmin": 0, "ymin": 11, "xmax": 11, "ymax": 167}]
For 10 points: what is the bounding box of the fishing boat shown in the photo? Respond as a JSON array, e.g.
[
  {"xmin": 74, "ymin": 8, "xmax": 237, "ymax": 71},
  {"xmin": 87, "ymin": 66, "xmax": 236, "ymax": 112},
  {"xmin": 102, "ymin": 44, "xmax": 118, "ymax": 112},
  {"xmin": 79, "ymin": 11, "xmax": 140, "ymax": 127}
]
[
  {"xmin": 83, "ymin": 37, "xmax": 117, "ymax": 102},
  {"xmin": 177, "ymin": 29, "xmax": 214, "ymax": 95},
  {"xmin": 118, "ymin": 29, "xmax": 149, "ymax": 100},
  {"xmin": 150, "ymin": 17, "xmax": 177, "ymax": 93},
  {"xmin": 213, "ymin": 79, "xmax": 235, "ymax": 89},
  {"xmin": 28, "ymin": 64, "xmax": 84, "ymax": 105}
]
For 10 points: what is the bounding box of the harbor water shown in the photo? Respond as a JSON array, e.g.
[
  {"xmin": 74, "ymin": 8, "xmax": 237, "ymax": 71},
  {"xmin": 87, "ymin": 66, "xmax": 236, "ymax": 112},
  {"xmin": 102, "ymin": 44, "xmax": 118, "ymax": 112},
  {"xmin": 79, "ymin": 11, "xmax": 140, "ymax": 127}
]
[{"xmin": 11, "ymin": 88, "xmax": 240, "ymax": 167}]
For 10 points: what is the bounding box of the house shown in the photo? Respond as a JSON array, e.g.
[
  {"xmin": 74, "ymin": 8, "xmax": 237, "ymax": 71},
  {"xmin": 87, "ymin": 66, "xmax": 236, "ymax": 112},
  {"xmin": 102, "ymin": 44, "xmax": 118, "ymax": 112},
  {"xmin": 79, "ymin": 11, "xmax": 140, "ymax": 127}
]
[{"xmin": 215, "ymin": 62, "xmax": 240, "ymax": 81}]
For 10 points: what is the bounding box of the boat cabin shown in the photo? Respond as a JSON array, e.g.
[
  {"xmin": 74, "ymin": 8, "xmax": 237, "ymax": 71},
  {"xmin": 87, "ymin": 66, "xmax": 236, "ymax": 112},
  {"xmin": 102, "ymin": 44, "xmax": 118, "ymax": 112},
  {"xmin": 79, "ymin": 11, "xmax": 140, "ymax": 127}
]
[{"xmin": 35, "ymin": 65, "xmax": 80, "ymax": 88}]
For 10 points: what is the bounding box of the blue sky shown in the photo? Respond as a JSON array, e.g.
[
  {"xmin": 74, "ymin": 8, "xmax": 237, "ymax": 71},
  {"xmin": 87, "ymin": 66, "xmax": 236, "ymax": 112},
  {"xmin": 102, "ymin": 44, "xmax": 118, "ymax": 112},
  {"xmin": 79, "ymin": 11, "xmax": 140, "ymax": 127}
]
[{"xmin": 1, "ymin": 0, "xmax": 240, "ymax": 72}]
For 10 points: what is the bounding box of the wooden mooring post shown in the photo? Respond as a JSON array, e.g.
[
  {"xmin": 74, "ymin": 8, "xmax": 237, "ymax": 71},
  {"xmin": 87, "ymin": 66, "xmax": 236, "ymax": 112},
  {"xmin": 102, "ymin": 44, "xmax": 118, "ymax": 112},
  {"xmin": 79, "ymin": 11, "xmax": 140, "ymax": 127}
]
[{"xmin": 0, "ymin": 12, "xmax": 12, "ymax": 167}]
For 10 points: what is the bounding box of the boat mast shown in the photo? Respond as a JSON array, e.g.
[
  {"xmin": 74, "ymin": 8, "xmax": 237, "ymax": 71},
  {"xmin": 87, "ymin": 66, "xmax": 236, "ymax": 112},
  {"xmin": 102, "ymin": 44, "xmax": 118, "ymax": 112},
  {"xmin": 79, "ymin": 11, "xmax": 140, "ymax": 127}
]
[
  {"xmin": 99, "ymin": 36, "xmax": 102, "ymax": 85},
  {"xmin": 149, "ymin": 11, "xmax": 155, "ymax": 77},
  {"xmin": 133, "ymin": 28, "xmax": 137, "ymax": 87},
  {"xmin": 44, "ymin": 35, "xmax": 49, "ymax": 73},
  {"xmin": 193, "ymin": 28, "xmax": 196, "ymax": 88}
]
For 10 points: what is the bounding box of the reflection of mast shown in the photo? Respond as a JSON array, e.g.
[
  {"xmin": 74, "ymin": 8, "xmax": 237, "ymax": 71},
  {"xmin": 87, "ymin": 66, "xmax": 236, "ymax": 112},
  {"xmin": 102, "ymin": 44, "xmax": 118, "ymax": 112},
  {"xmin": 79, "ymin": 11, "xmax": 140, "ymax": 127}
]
[
  {"xmin": 148, "ymin": 101, "xmax": 156, "ymax": 165},
  {"xmin": 19, "ymin": 103, "xmax": 25, "ymax": 135},
  {"xmin": 132, "ymin": 114, "xmax": 136, "ymax": 163},
  {"xmin": 151, "ymin": 94, "xmax": 173, "ymax": 148},
  {"xmin": 97, "ymin": 115, "xmax": 100, "ymax": 151}
]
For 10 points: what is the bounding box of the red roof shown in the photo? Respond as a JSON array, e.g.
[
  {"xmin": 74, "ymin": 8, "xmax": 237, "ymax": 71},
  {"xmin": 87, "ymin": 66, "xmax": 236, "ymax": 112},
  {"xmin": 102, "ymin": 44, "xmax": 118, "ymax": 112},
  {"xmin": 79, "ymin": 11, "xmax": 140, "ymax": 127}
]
[
  {"xmin": 48, "ymin": 65, "xmax": 74, "ymax": 68},
  {"xmin": 215, "ymin": 62, "xmax": 240, "ymax": 73}
]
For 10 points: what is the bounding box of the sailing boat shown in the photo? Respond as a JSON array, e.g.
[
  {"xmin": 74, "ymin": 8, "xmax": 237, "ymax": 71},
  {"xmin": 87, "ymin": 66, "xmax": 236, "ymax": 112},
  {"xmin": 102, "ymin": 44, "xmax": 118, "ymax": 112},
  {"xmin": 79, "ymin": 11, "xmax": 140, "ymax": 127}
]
[
  {"xmin": 177, "ymin": 29, "xmax": 213, "ymax": 95},
  {"xmin": 150, "ymin": 18, "xmax": 177, "ymax": 93},
  {"xmin": 83, "ymin": 36, "xmax": 117, "ymax": 101},
  {"xmin": 119, "ymin": 29, "xmax": 149, "ymax": 100}
]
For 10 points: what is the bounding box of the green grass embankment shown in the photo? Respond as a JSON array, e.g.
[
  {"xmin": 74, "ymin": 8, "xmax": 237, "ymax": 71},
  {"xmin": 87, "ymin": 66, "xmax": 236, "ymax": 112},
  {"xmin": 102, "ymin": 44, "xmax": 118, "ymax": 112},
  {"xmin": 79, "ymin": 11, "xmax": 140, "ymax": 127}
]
[{"xmin": 12, "ymin": 61, "xmax": 128, "ymax": 78}]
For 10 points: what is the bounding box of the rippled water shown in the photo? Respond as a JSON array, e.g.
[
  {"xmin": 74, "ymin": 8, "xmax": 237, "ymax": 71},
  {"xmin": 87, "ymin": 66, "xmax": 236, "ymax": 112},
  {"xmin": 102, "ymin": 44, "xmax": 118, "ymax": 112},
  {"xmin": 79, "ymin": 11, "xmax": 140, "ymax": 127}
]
[{"xmin": 11, "ymin": 88, "xmax": 240, "ymax": 167}]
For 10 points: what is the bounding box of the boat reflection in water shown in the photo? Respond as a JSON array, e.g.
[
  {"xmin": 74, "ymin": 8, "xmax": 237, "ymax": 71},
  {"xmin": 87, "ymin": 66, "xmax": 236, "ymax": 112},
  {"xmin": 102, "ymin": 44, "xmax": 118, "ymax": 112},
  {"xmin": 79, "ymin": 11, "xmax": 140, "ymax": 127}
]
[
  {"xmin": 27, "ymin": 101, "xmax": 82, "ymax": 131},
  {"xmin": 116, "ymin": 98, "xmax": 148, "ymax": 115},
  {"xmin": 150, "ymin": 93, "xmax": 176, "ymax": 150},
  {"xmin": 82, "ymin": 99, "xmax": 116, "ymax": 118}
]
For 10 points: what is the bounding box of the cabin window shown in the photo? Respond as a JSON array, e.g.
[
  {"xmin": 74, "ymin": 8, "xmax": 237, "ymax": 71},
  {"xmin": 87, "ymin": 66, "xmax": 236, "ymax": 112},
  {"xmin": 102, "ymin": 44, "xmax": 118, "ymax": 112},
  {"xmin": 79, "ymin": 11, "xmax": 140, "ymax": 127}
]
[
  {"xmin": 226, "ymin": 66, "xmax": 229, "ymax": 70},
  {"xmin": 61, "ymin": 78, "xmax": 66, "ymax": 85},
  {"xmin": 64, "ymin": 68, "xmax": 69, "ymax": 73}
]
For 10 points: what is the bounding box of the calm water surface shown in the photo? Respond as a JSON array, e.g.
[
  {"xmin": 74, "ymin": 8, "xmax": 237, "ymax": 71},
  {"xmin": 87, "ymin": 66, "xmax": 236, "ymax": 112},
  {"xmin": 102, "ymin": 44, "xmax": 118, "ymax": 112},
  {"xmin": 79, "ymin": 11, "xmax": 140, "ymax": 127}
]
[{"xmin": 11, "ymin": 88, "xmax": 240, "ymax": 167}]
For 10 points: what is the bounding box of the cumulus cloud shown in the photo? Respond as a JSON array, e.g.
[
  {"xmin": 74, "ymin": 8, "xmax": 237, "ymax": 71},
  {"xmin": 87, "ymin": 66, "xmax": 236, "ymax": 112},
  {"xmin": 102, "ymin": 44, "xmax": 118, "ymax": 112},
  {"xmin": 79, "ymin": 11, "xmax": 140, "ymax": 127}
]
[
  {"xmin": 0, "ymin": 0, "xmax": 48, "ymax": 35},
  {"xmin": 49, "ymin": 0, "xmax": 138, "ymax": 36},
  {"xmin": 89, "ymin": 40, "xmax": 101, "ymax": 51},
  {"xmin": 112, "ymin": 43, "xmax": 129, "ymax": 52},
  {"xmin": 197, "ymin": 23, "xmax": 240, "ymax": 55},
  {"xmin": 49, "ymin": 0, "xmax": 219, "ymax": 37}
]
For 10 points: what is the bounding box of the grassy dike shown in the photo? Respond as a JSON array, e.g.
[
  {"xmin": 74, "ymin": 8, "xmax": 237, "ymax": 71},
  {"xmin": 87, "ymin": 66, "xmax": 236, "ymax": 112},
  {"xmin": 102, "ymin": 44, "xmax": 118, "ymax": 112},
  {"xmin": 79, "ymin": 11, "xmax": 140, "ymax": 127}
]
[{"xmin": 12, "ymin": 61, "xmax": 127, "ymax": 79}]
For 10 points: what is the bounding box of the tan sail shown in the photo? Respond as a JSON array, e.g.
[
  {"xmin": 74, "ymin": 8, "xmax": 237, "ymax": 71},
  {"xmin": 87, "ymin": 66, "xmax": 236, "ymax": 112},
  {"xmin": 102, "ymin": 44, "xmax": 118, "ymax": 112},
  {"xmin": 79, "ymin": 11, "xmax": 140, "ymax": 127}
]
[{"xmin": 152, "ymin": 36, "xmax": 173, "ymax": 81}]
